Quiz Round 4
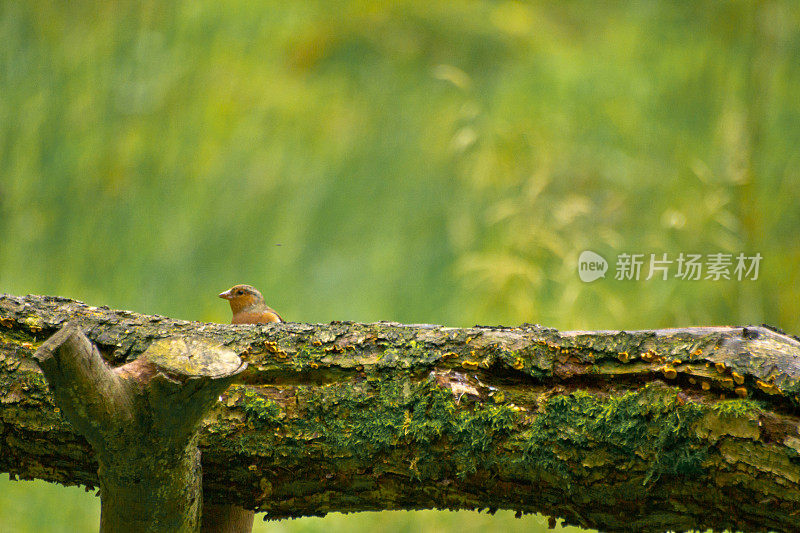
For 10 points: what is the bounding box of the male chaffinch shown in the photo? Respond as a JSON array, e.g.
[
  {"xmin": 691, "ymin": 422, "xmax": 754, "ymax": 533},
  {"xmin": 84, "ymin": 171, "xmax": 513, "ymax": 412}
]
[{"xmin": 218, "ymin": 284, "xmax": 283, "ymax": 324}]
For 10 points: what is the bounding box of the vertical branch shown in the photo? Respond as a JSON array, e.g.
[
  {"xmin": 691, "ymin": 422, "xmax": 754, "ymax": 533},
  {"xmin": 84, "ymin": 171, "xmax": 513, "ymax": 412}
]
[{"xmin": 34, "ymin": 326, "xmax": 246, "ymax": 533}]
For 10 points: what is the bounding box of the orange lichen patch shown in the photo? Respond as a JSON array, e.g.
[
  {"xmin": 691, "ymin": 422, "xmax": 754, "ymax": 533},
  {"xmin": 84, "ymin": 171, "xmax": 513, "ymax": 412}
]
[
  {"xmin": 442, "ymin": 352, "xmax": 458, "ymax": 358},
  {"xmin": 662, "ymin": 365, "xmax": 677, "ymax": 379},
  {"xmin": 701, "ymin": 381, "xmax": 711, "ymax": 391},
  {"xmin": 537, "ymin": 340, "xmax": 563, "ymax": 352},
  {"xmin": 617, "ymin": 352, "xmax": 629, "ymax": 363},
  {"xmin": 756, "ymin": 380, "xmax": 782, "ymax": 395},
  {"xmin": 461, "ymin": 360, "xmax": 480, "ymax": 370},
  {"xmin": 312, "ymin": 340, "xmax": 322, "ymax": 347},
  {"xmin": 642, "ymin": 350, "xmax": 664, "ymax": 364},
  {"xmin": 719, "ymin": 378, "xmax": 735, "ymax": 390},
  {"xmin": 512, "ymin": 358, "xmax": 524, "ymax": 370},
  {"xmin": 262, "ymin": 341, "xmax": 287, "ymax": 358},
  {"xmin": 465, "ymin": 336, "xmax": 473, "ymax": 344},
  {"xmin": 691, "ymin": 349, "xmax": 703, "ymax": 356},
  {"xmin": 0, "ymin": 317, "xmax": 14, "ymax": 328},
  {"xmin": 731, "ymin": 372, "xmax": 745, "ymax": 385},
  {"xmin": 715, "ymin": 362, "xmax": 727, "ymax": 374},
  {"xmin": 735, "ymin": 387, "xmax": 748, "ymax": 398},
  {"xmin": 689, "ymin": 377, "xmax": 697, "ymax": 385}
]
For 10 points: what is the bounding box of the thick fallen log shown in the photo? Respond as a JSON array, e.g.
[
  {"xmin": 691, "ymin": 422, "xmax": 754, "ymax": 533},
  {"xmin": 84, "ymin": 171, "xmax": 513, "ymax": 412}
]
[{"xmin": 1, "ymin": 293, "xmax": 800, "ymax": 532}]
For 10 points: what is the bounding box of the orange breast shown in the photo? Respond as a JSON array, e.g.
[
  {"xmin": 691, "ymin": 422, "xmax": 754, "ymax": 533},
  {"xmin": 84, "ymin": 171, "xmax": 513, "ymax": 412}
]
[{"xmin": 232, "ymin": 310, "xmax": 282, "ymax": 324}]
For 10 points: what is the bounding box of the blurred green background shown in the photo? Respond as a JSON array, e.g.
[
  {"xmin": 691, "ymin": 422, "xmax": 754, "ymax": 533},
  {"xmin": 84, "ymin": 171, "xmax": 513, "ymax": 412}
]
[{"xmin": 1, "ymin": 1, "xmax": 798, "ymax": 531}]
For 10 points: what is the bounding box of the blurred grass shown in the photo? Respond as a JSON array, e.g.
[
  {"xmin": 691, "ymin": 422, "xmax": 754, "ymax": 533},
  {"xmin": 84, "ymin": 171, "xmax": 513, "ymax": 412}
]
[
  {"xmin": 1, "ymin": 476, "xmax": 584, "ymax": 533},
  {"xmin": 1, "ymin": 0, "xmax": 799, "ymax": 531}
]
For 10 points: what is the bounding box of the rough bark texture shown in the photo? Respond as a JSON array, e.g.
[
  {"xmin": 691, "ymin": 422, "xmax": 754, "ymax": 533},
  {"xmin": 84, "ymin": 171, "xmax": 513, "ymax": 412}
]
[
  {"xmin": 202, "ymin": 504, "xmax": 255, "ymax": 533},
  {"xmin": 2, "ymin": 294, "xmax": 800, "ymax": 532},
  {"xmin": 32, "ymin": 324, "xmax": 244, "ymax": 532}
]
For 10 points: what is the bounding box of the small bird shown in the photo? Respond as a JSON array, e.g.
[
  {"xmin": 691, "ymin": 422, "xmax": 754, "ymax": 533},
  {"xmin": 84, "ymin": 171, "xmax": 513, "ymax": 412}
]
[{"xmin": 218, "ymin": 284, "xmax": 283, "ymax": 324}]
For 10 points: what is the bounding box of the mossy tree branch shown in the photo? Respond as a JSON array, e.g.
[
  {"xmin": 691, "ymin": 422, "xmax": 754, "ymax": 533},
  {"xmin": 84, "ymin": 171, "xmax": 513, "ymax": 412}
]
[{"xmin": 2, "ymin": 294, "xmax": 800, "ymax": 532}]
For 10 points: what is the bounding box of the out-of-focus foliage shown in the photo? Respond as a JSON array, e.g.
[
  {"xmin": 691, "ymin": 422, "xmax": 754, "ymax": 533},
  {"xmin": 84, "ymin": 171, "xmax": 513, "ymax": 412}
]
[
  {"xmin": 1, "ymin": 475, "xmax": 576, "ymax": 533},
  {"xmin": 1, "ymin": 1, "xmax": 798, "ymax": 531}
]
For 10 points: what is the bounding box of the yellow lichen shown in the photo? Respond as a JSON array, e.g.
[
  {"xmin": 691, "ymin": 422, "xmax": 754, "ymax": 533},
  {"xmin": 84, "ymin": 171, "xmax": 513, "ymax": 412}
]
[
  {"xmin": 661, "ymin": 365, "xmax": 677, "ymax": 379},
  {"xmin": 756, "ymin": 380, "xmax": 782, "ymax": 395}
]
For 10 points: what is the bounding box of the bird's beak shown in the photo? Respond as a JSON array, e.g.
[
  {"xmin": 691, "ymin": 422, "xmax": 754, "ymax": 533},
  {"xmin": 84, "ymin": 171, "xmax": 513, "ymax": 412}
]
[{"xmin": 218, "ymin": 289, "xmax": 233, "ymax": 300}]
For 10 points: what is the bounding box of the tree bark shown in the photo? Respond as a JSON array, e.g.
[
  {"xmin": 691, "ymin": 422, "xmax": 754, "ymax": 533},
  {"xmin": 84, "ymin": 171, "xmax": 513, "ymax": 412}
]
[
  {"xmin": 32, "ymin": 324, "xmax": 244, "ymax": 532},
  {"xmin": 201, "ymin": 504, "xmax": 255, "ymax": 533},
  {"xmin": 2, "ymin": 293, "xmax": 800, "ymax": 532}
]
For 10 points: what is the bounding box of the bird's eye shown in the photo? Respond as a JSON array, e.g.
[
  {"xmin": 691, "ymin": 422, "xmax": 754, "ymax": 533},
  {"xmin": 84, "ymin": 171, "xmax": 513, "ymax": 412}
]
[{"xmin": 236, "ymin": 290, "xmax": 244, "ymax": 295}]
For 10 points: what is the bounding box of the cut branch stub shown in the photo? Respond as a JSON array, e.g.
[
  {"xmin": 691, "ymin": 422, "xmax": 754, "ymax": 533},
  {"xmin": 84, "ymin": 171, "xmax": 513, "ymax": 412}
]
[{"xmin": 34, "ymin": 323, "xmax": 245, "ymax": 533}]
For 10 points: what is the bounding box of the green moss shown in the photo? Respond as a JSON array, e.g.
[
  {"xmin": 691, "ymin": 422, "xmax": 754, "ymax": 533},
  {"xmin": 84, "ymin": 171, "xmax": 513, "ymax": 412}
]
[
  {"xmin": 493, "ymin": 345, "xmax": 551, "ymax": 379},
  {"xmin": 204, "ymin": 385, "xmax": 287, "ymax": 456},
  {"xmin": 238, "ymin": 388, "xmax": 284, "ymax": 426},
  {"xmin": 210, "ymin": 377, "xmax": 756, "ymax": 487},
  {"xmin": 21, "ymin": 370, "xmax": 50, "ymax": 393},
  {"xmin": 292, "ymin": 342, "xmax": 328, "ymax": 369},
  {"xmin": 518, "ymin": 383, "xmax": 707, "ymax": 484},
  {"xmin": 0, "ymin": 365, "xmax": 54, "ymax": 407},
  {"xmin": 710, "ymin": 398, "xmax": 763, "ymax": 417},
  {"xmin": 0, "ymin": 328, "xmax": 38, "ymax": 346},
  {"xmin": 294, "ymin": 372, "xmax": 518, "ymax": 479},
  {"xmin": 379, "ymin": 339, "xmax": 440, "ymax": 368}
]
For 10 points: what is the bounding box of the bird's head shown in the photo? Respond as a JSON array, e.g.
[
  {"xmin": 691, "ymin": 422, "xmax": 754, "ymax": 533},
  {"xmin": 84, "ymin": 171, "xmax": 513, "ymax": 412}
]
[{"xmin": 219, "ymin": 284, "xmax": 265, "ymax": 313}]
